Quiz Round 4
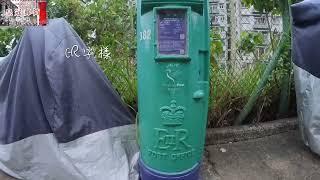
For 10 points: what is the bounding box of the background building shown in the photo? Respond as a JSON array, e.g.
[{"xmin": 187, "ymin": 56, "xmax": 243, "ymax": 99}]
[
  {"xmin": 1, "ymin": 0, "xmax": 37, "ymax": 26},
  {"xmin": 210, "ymin": 0, "xmax": 229, "ymax": 67},
  {"xmin": 0, "ymin": 0, "xmax": 17, "ymax": 26}
]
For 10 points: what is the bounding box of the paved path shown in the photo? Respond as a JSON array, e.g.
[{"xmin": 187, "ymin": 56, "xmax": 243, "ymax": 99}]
[
  {"xmin": 2, "ymin": 130, "xmax": 320, "ymax": 180},
  {"xmin": 204, "ymin": 130, "xmax": 320, "ymax": 180},
  {"xmin": 0, "ymin": 172, "xmax": 14, "ymax": 180}
]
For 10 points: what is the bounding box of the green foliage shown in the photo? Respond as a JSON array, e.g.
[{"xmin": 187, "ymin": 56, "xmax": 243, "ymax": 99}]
[
  {"xmin": 242, "ymin": 0, "xmax": 281, "ymax": 14},
  {"xmin": 210, "ymin": 29, "xmax": 224, "ymax": 64},
  {"xmin": 209, "ymin": 63, "xmax": 270, "ymax": 127},
  {"xmin": 48, "ymin": 0, "xmax": 137, "ymax": 105},
  {"xmin": 238, "ymin": 31, "xmax": 264, "ymax": 55},
  {"xmin": 0, "ymin": 28, "xmax": 22, "ymax": 57},
  {"xmin": 209, "ymin": 57, "xmax": 291, "ymax": 127}
]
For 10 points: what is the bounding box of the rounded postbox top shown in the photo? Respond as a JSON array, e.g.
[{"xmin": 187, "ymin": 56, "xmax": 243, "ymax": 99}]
[{"xmin": 140, "ymin": 0, "xmax": 207, "ymax": 4}]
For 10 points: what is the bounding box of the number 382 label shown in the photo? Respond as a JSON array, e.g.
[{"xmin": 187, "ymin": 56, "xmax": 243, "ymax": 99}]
[{"xmin": 140, "ymin": 29, "xmax": 151, "ymax": 41}]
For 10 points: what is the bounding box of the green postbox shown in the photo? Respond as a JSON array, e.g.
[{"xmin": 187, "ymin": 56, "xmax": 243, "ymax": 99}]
[{"xmin": 137, "ymin": 0, "xmax": 210, "ymax": 179}]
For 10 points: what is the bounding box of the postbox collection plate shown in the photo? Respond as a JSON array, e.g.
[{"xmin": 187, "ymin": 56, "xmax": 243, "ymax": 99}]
[{"xmin": 157, "ymin": 9, "xmax": 187, "ymax": 55}]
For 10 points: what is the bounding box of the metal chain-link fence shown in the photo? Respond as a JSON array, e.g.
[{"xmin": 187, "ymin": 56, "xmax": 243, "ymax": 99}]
[{"xmin": 208, "ymin": 0, "xmax": 293, "ymax": 127}]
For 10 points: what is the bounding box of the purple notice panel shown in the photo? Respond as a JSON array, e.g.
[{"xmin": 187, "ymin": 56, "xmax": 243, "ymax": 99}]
[{"xmin": 157, "ymin": 10, "xmax": 187, "ymax": 55}]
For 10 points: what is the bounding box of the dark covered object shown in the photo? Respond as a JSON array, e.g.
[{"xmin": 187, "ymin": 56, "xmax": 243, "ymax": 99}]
[
  {"xmin": 292, "ymin": 0, "xmax": 320, "ymax": 156},
  {"xmin": 291, "ymin": 0, "xmax": 320, "ymax": 79},
  {"xmin": 0, "ymin": 18, "xmax": 133, "ymax": 144},
  {"xmin": 0, "ymin": 18, "xmax": 138, "ymax": 180}
]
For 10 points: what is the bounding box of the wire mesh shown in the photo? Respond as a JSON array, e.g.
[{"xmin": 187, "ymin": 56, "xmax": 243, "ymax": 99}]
[{"xmin": 208, "ymin": 0, "xmax": 287, "ymax": 127}]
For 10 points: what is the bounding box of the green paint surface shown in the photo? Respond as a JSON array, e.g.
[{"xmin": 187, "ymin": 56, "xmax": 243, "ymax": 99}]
[{"xmin": 137, "ymin": 0, "xmax": 210, "ymax": 173}]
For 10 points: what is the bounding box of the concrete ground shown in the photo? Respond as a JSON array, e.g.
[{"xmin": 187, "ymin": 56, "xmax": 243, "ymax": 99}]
[
  {"xmin": 202, "ymin": 130, "xmax": 320, "ymax": 180},
  {"xmin": 0, "ymin": 172, "xmax": 14, "ymax": 180},
  {"xmin": 2, "ymin": 130, "xmax": 320, "ymax": 180}
]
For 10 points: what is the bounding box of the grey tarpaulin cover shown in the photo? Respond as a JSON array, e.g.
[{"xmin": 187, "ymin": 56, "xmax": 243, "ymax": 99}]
[
  {"xmin": 0, "ymin": 18, "xmax": 139, "ymax": 180},
  {"xmin": 292, "ymin": 0, "xmax": 320, "ymax": 155}
]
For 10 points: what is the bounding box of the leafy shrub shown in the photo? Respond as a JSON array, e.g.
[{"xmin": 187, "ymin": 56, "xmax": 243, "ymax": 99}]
[{"xmin": 0, "ymin": 28, "xmax": 22, "ymax": 57}]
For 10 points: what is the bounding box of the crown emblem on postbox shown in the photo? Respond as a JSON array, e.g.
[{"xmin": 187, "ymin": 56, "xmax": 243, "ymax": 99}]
[{"xmin": 160, "ymin": 100, "xmax": 186, "ymax": 127}]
